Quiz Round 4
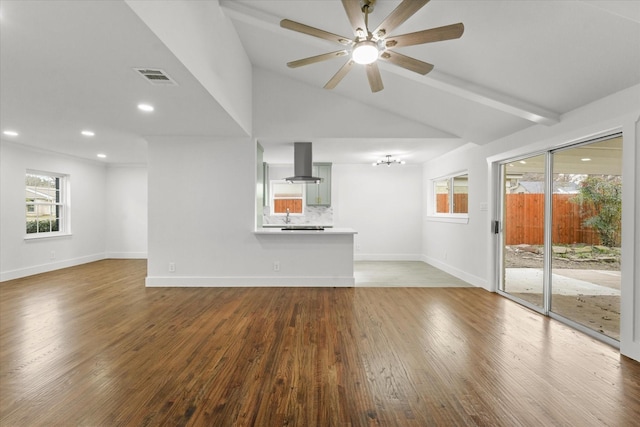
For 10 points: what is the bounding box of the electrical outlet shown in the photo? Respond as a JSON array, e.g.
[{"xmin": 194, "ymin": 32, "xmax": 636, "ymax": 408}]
[
  {"xmin": 356, "ymin": 244, "xmax": 361, "ymax": 251},
  {"xmin": 169, "ymin": 262, "xmax": 176, "ymax": 273},
  {"xmin": 50, "ymin": 251, "xmax": 56, "ymax": 260},
  {"xmin": 273, "ymin": 261, "xmax": 280, "ymax": 272}
]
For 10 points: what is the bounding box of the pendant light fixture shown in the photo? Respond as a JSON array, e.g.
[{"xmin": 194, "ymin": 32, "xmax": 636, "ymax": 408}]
[{"xmin": 373, "ymin": 155, "xmax": 405, "ymax": 167}]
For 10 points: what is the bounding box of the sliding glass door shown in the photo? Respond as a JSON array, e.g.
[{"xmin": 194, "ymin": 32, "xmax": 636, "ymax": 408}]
[
  {"xmin": 498, "ymin": 134, "xmax": 622, "ymax": 342},
  {"xmin": 499, "ymin": 154, "xmax": 546, "ymax": 311},
  {"xmin": 550, "ymin": 137, "xmax": 622, "ymax": 341}
]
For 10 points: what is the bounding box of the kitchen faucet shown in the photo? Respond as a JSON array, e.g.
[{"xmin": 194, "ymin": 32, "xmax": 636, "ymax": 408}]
[{"xmin": 285, "ymin": 208, "xmax": 291, "ymax": 224}]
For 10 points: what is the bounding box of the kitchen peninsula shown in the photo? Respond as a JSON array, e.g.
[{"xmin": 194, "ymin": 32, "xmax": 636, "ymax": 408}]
[
  {"xmin": 254, "ymin": 226, "xmax": 358, "ymax": 287},
  {"xmin": 254, "ymin": 227, "xmax": 357, "ymax": 235}
]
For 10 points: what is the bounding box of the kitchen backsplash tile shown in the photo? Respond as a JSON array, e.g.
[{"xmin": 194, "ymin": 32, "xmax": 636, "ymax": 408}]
[{"xmin": 263, "ymin": 205, "xmax": 333, "ymax": 225}]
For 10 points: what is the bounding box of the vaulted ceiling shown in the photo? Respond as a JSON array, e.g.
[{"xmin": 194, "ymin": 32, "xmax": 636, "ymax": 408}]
[{"xmin": 1, "ymin": 0, "xmax": 639, "ymax": 165}]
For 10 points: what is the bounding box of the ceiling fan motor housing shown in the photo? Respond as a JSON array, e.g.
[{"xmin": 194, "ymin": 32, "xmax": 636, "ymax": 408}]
[{"xmin": 360, "ymin": 0, "xmax": 375, "ymax": 14}]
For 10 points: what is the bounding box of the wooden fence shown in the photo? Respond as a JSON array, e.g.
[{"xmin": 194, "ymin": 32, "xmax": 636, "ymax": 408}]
[
  {"xmin": 273, "ymin": 199, "xmax": 302, "ymax": 214},
  {"xmin": 436, "ymin": 194, "xmax": 468, "ymax": 214},
  {"xmin": 504, "ymin": 193, "xmax": 612, "ymax": 245}
]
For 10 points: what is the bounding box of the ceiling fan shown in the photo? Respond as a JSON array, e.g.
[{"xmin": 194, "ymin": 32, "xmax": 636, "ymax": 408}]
[{"xmin": 280, "ymin": 0, "xmax": 464, "ymax": 93}]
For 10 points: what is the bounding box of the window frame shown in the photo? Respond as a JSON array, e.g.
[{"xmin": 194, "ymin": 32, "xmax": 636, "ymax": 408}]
[
  {"xmin": 270, "ymin": 180, "xmax": 306, "ymax": 216},
  {"xmin": 428, "ymin": 171, "xmax": 469, "ymax": 223},
  {"xmin": 25, "ymin": 170, "xmax": 70, "ymax": 239}
]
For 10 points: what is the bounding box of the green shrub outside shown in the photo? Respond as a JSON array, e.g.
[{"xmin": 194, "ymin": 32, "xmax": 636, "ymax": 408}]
[{"xmin": 26, "ymin": 220, "xmax": 59, "ymax": 234}]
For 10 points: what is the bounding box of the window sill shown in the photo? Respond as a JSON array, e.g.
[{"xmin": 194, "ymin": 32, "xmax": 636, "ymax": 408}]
[
  {"xmin": 24, "ymin": 232, "xmax": 72, "ymax": 241},
  {"xmin": 426, "ymin": 215, "xmax": 469, "ymax": 224}
]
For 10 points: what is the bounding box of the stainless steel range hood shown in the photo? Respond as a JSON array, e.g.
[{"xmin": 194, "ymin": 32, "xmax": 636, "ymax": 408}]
[{"xmin": 285, "ymin": 142, "xmax": 322, "ymax": 184}]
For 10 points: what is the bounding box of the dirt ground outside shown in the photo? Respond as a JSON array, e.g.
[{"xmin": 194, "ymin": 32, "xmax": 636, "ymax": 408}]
[{"xmin": 504, "ymin": 244, "xmax": 621, "ymax": 340}]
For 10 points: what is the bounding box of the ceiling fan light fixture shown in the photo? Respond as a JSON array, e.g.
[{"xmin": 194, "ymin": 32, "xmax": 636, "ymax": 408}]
[{"xmin": 352, "ymin": 40, "xmax": 379, "ymax": 65}]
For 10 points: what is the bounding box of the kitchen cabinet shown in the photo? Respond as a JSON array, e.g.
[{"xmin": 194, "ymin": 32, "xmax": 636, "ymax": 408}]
[{"xmin": 306, "ymin": 163, "xmax": 331, "ymax": 206}]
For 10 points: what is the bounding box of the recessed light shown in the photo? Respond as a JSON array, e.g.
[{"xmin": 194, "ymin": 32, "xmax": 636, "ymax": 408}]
[
  {"xmin": 81, "ymin": 130, "xmax": 95, "ymax": 137},
  {"xmin": 519, "ymin": 160, "xmax": 527, "ymax": 164},
  {"xmin": 97, "ymin": 153, "xmax": 107, "ymax": 158},
  {"xmin": 137, "ymin": 103, "xmax": 154, "ymax": 112},
  {"xmin": 3, "ymin": 130, "xmax": 18, "ymax": 136},
  {"xmin": 581, "ymin": 158, "xmax": 591, "ymax": 162}
]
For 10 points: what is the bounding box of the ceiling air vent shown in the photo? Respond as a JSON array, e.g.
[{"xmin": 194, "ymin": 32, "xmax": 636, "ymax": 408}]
[{"xmin": 133, "ymin": 68, "xmax": 177, "ymax": 86}]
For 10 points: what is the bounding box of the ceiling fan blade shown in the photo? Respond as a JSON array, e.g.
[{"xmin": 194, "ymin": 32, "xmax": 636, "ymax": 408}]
[
  {"xmin": 379, "ymin": 51, "xmax": 434, "ymax": 75},
  {"xmin": 287, "ymin": 50, "xmax": 349, "ymax": 68},
  {"xmin": 341, "ymin": 0, "xmax": 367, "ymax": 37},
  {"xmin": 324, "ymin": 59, "xmax": 355, "ymax": 89},
  {"xmin": 372, "ymin": 0, "xmax": 429, "ymax": 38},
  {"xmin": 365, "ymin": 62, "xmax": 384, "ymax": 93},
  {"xmin": 281, "ymin": 19, "xmax": 353, "ymax": 46},
  {"xmin": 385, "ymin": 23, "xmax": 464, "ymax": 48}
]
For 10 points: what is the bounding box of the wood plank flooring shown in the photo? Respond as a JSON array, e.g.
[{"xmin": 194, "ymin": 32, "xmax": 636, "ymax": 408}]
[{"xmin": 1, "ymin": 259, "xmax": 639, "ymax": 426}]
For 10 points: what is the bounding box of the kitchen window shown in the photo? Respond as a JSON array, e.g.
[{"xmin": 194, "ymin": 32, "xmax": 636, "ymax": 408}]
[
  {"xmin": 430, "ymin": 172, "xmax": 469, "ymax": 222},
  {"xmin": 25, "ymin": 171, "xmax": 69, "ymax": 237},
  {"xmin": 270, "ymin": 181, "xmax": 304, "ymax": 215}
]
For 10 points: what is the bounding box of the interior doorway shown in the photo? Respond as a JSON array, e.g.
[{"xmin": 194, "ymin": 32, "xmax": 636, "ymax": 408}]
[{"xmin": 497, "ymin": 134, "xmax": 622, "ymax": 343}]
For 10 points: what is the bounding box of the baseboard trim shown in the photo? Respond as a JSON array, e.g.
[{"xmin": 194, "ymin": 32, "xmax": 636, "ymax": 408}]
[
  {"xmin": 145, "ymin": 275, "xmax": 355, "ymax": 287},
  {"xmin": 421, "ymin": 255, "xmax": 487, "ymax": 289},
  {"xmin": 105, "ymin": 252, "xmax": 148, "ymax": 259},
  {"xmin": 0, "ymin": 253, "xmax": 106, "ymax": 282},
  {"xmin": 354, "ymin": 253, "xmax": 423, "ymax": 261}
]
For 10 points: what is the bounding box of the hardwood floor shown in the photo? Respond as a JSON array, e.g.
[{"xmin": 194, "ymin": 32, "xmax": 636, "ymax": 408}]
[{"xmin": 1, "ymin": 259, "xmax": 639, "ymax": 426}]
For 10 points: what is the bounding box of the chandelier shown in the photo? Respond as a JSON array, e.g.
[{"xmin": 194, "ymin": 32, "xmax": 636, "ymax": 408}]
[{"xmin": 373, "ymin": 155, "xmax": 405, "ymax": 167}]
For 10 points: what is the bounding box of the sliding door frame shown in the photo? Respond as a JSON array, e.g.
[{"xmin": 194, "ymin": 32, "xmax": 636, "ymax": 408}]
[
  {"xmin": 494, "ymin": 132, "xmax": 623, "ymax": 348},
  {"xmin": 546, "ymin": 133, "xmax": 622, "ymax": 349},
  {"xmin": 495, "ymin": 150, "xmax": 549, "ymax": 315}
]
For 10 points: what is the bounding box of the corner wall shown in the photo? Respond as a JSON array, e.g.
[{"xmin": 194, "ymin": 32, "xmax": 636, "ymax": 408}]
[{"xmin": 0, "ymin": 141, "xmax": 107, "ymax": 281}]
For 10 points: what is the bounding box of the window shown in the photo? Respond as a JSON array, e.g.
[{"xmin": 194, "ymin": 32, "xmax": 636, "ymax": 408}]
[
  {"xmin": 25, "ymin": 171, "xmax": 68, "ymax": 236},
  {"xmin": 432, "ymin": 172, "xmax": 468, "ymax": 218},
  {"xmin": 270, "ymin": 181, "xmax": 304, "ymax": 215}
]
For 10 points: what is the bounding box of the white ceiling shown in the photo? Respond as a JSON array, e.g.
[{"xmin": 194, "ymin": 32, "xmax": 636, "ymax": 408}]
[{"xmin": 1, "ymin": 0, "xmax": 639, "ymax": 165}]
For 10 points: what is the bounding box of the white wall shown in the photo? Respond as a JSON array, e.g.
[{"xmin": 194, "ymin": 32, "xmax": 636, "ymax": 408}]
[
  {"xmin": 421, "ymin": 143, "xmax": 489, "ymax": 287},
  {"xmin": 333, "ymin": 164, "xmax": 423, "ymax": 260},
  {"xmin": 0, "ymin": 141, "xmax": 107, "ymax": 281},
  {"xmin": 0, "ymin": 142, "xmax": 148, "ymax": 281},
  {"xmin": 253, "ymin": 69, "xmax": 454, "ymax": 139},
  {"xmin": 422, "ymin": 84, "xmax": 640, "ymax": 361},
  {"xmin": 145, "ymin": 136, "xmax": 354, "ymax": 287},
  {"xmin": 105, "ymin": 165, "xmax": 147, "ymax": 258},
  {"xmin": 125, "ymin": 0, "xmax": 252, "ymax": 135}
]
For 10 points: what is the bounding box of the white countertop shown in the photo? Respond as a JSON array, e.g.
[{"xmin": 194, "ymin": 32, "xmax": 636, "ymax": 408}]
[
  {"xmin": 254, "ymin": 227, "xmax": 357, "ymax": 235},
  {"xmin": 261, "ymin": 224, "xmax": 334, "ymax": 228}
]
